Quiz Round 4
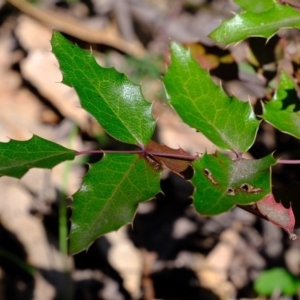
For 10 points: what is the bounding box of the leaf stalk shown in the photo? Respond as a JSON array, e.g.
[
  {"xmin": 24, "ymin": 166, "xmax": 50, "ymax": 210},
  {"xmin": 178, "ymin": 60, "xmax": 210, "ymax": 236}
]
[{"xmin": 76, "ymin": 149, "xmax": 199, "ymax": 161}]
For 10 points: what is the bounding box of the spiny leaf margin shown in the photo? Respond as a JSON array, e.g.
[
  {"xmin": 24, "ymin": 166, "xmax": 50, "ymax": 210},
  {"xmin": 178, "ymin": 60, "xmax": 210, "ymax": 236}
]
[
  {"xmin": 210, "ymin": 3, "xmax": 300, "ymax": 45},
  {"xmin": 164, "ymin": 42, "xmax": 259, "ymax": 153},
  {"xmin": 262, "ymin": 71, "xmax": 300, "ymax": 139},
  {"xmin": 51, "ymin": 31, "xmax": 155, "ymax": 146},
  {"xmin": 70, "ymin": 153, "xmax": 161, "ymax": 254},
  {"xmin": 192, "ymin": 152, "xmax": 277, "ymax": 215},
  {"xmin": 0, "ymin": 135, "xmax": 76, "ymax": 179}
]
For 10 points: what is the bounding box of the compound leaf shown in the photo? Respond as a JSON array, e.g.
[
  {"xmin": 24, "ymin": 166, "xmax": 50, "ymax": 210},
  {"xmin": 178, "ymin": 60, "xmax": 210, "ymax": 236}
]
[
  {"xmin": 164, "ymin": 43, "xmax": 259, "ymax": 153},
  {"xmin": 192, "ymin": 152, "xmax": 276, "ymax": 215},
  {"xmin": 51, "ymin": 31, "xmax": 155, "ymax": 146},
  {"xmin": 262, "ymin": 71, "xmax": 300, "ymax": 139},
  {"xmin": 210, "ymin": 4, "xmax": 300, "ymax": 45},
  {"xmin": 70, "ymin": 153, "xmax": 161, "ymax": 254},
  {"xmin": 0, "ymin": 135, "xmax": 75, "ymax": 179}
]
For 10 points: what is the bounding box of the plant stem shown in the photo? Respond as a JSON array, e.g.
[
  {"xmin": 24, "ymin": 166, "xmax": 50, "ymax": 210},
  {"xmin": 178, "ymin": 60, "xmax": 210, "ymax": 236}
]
[
  {"xmin": 279, "ymin": 0, "xmax": 300, "ymax": 10},
  {"xmin": 277, "ymin": 159, "xmax": 300, "ymax": 164},
  {"xmin": 76, "ymin": 149, "xmax": 199, "ymax": 161},
  {"xmin": 76, "ymin": 149, "xmax": 143, "ymax": 155},
  {"xmin": 149, "ymin": 152, "xmax": 199, "ymax": 160},
  {"xmin": 77, "ymin": 149, "xmax": 300, "ymax": 164}
]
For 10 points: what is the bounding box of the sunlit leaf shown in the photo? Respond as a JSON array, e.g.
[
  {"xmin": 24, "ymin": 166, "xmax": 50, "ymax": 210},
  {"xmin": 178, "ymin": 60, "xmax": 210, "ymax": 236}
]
[
  {"xmin": 164, "ymin": 43, "xmax": 259, "ymax": 153},
  {"xmin": 51, "ymin": 32, "xmax": 155, "ymax": 146},
  {"xmin": 210, "ymin": 4, "xmax": 300, "ymax": 45}
]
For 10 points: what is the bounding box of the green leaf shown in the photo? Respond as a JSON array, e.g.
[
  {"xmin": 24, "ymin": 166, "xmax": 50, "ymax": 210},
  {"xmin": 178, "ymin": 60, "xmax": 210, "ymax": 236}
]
[
  {"xmin": 70, "ymin": 153, "xmax": 161, "ymax": 254},
  {"xmin": 254, "ymin": 268, "xmax": 300, "ymax": 296},
  {"xmin": 210, "ymin": 4, "xmax": 300, "ymax": 45},
  {"xmin": 51, "ymin": 31, "xmax": 155, "ymax": 146},
  {"xmin": 192, "ymin": 152, "xmax": 276, "ymax": 215},
  {"xmin": 163, "ymin": 43, "xmax": 259, "ymax": 153},
  {"xmin": 235, "ymin": 0, "xmax": 274, "ymax": 13},
  {"xmin": 262, "ymin": 71, "xmax": 300, "ymax": 139},
  {"xmin": 0, "ymin": 135, "xmax": 75, "ymax": 179}
]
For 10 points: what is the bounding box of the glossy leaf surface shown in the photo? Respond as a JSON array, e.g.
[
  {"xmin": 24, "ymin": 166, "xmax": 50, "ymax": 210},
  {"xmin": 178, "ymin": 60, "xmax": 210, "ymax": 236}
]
[
  {"xmin": 51, "ymin": 32, "xmax": 155, "ymax": 146},
  {"xmin": 192, "ymin": 152, "xmax": 276, "ymax": 215},
  {"xmin": 164, "ymin": 43, "xmax": 259, "ymax": 153},
  {"xmin": 0, "ymin": 135, "xmax": 75, "ymax": 179},
  {"xmin": 70, "ymin": 153, "xmax": 161, "ymax": 254},
  {"xmin": 262, "ymin": 71, "xmax": 300, "ymax": 139},
  {"xmin": 210, "ymin": 4, "xmax": 300, "ymax": 45}
]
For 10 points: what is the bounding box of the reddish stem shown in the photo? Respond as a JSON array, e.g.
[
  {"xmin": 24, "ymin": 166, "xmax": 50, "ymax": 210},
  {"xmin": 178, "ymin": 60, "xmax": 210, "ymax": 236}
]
[
  {"xmin": 150, "ymin": 152, "xmax": 199, "ymax": 161},
  {"xmin": 277, "ymin": 159, "xmax": 300, "ymax": 164},
  {"xmin": 76, "ymin": 149, "xmax": 199, "ymax": 161},
  {"xmin": 76, "ymin": 149, "xmax": 143, "ymax": 155},
  {"xmin": 76, "ymin": 149, "xmax": 300, "ymax": 165},
  {"xmin": 279, "ymin": 0, "xmax": 300, "ymax": 10}
]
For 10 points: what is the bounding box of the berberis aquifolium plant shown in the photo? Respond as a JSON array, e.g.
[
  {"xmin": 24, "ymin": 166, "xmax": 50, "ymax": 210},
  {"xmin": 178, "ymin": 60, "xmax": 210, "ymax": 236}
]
[{"xmin": 2, "ymin": 0, "xmax": 300, "ymax": 254}]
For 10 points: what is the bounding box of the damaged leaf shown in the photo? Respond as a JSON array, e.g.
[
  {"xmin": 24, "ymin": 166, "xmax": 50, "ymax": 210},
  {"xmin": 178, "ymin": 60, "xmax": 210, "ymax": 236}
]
[
  {"xmin": 145, "ymin": 140, "xmax": 191, "ymax": 174},
  {"xmin": 257, "ymin": 193, "xmax": 297, "ymax": 239},
  {"xmin": 192, "ymin": 152, "xmax": 276, "ymax": 215}
]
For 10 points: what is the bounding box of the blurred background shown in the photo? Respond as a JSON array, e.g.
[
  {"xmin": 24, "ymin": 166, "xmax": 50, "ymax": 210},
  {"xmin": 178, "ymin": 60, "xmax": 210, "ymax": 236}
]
[{"xmin": 1, "ymin": 0, "xmax": 300, "ymax": 299}]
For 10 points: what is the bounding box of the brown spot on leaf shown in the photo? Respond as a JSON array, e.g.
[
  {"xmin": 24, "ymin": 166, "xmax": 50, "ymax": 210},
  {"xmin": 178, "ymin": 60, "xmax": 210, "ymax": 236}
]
[
  {"xmin": 226, "ymin": 188, "xmax": 235, "ymax": 196},
  {"xmin": 237, "ymin": 183, "xmax": 262, "ymax": 194},
  {"xmin": 203, "ymin": 168, "xmax": 218, "ymax": 185}
]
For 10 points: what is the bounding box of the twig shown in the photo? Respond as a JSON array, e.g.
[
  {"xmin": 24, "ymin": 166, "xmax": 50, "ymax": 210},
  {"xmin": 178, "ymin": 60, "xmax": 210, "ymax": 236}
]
[
  {"xmin": 76, "ymin": 149, "xmax": 300, "ymax": 164},
  {"xmin": 76, "ymin": 149, "xmax": 143, "ymax": 156},
  {"xmin": 277, "ymin": 159, "xmax": 300, "ymax": 164},
  {"xmin": 7, "ymin": 0, "xmax": 145, "ymax": 58},
  {"xmin": 149, "ymin": 152, "xmax": 199, "ymax": 161},
  {"xmin": 113, "ymin": 0, "xmax": 136, "ymax": 42},
  {"xmin": 76, "ymin": 149, "xmax": 199, "ymax": 161}
]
